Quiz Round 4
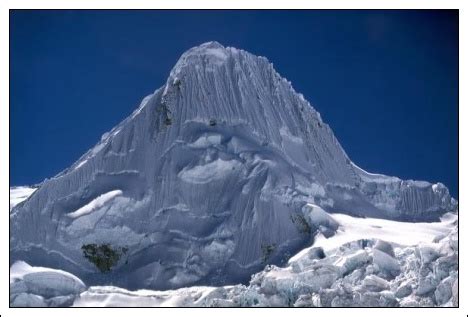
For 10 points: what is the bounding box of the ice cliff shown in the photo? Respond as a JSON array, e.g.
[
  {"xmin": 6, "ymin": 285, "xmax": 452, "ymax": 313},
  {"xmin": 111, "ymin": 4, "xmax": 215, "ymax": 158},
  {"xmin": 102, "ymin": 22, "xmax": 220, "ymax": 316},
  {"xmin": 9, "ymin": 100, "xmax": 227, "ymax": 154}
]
[{"xmin": 11, "ymin": 205, "xmax": 458, "ymax": 307}]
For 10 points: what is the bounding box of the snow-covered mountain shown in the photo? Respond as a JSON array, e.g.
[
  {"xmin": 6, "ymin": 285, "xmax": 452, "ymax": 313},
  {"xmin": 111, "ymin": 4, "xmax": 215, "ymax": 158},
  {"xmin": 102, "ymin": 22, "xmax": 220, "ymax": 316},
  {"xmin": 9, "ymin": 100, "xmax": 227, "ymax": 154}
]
[
  {"xmin": 10, "ymin": 42, "xmax": 457, "ymax": 295},
  {"xmin": 10, "ymin": 203, "xmax": 458, "ymax": 307}
]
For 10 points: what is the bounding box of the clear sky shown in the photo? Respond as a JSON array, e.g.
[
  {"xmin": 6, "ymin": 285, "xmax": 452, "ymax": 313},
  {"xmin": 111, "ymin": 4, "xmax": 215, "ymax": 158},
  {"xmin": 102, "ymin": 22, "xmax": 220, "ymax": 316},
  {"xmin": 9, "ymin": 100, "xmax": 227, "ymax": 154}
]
[{"xmin": 10, "ymin": 10, "xmax": 458, "ymax": 198}]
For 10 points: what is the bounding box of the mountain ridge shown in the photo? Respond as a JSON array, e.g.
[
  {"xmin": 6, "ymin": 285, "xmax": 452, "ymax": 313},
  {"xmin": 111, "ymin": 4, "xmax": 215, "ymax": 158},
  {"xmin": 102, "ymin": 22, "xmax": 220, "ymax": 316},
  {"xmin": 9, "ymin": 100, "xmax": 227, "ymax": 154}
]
[{"xmin": 10, "ymin": 42, "xmax": 456, "ymax": 291}]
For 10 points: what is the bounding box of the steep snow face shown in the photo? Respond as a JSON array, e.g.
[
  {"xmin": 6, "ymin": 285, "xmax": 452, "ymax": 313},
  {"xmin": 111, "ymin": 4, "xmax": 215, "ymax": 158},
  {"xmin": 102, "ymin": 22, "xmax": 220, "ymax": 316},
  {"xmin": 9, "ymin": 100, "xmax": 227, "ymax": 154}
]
[
  {"xmin": 10, "ymin": 41, "xmax": 456, "ymax": 291},
  {"xmin": 11, "ymin": 208, "xmax": 458, "ymax": 307}
]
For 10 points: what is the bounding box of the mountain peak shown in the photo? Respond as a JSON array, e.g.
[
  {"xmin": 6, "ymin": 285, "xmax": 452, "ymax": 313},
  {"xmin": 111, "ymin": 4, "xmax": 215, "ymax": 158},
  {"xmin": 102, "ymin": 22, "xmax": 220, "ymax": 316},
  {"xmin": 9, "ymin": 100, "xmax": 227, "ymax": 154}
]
[
  {"xmin": 169, "ymin": 41, "xmax": 230, "ymax": 77},
  {"xmin": 194, "ymin": 40, "xmax": 226, "ymax": 50},
  {"xmin": 10, "ymin": 42, "xmax": 456, "ymax": 292}
]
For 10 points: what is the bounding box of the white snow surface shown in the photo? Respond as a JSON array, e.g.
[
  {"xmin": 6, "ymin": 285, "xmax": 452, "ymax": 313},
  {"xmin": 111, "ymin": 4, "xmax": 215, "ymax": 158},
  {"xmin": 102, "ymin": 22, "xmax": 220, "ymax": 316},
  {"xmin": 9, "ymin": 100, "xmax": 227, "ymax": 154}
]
[
  {"xmin": 10, "ymin": 41, "xmax": 457, "ymax": 294},
  {"xmin": 10, "ymin": 261, "xmax": 86, "ymax": 307},
  {"xmin": 11, "ymin": 209, "xmax": 458, "ymax": 307},
  {"xmin": 304, "ymin": 210, "xmax": 456, "ymax": 254},
  {"xmin": 73, "ymin": 286, "xmax": 219, "ymax": 307},
  {"xmin": 9, "ymin": 186, "xmax": 36, "ymax": 211},
  {"xmin": 178, "ymin": 158, "xmax": 241, "ymax": 184},
  {"xmin": 10, "ymin": 261, "xmax": 85, "ymax": 287},
  {"xmin": 73, "ymin": 160, "xmax": 88, "ymax": 170},
  {"xmin": 67, "ymin": 190, "xmax": 123, "ymax": 219}
]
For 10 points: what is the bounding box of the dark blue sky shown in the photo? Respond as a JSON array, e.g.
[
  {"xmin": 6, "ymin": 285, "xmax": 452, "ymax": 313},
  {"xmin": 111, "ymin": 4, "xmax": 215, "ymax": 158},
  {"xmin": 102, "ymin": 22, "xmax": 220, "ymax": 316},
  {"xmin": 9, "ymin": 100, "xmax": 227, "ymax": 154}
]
[{"xmin": 10, "ymin": 10, "xmax": 458, "ymax": 198}]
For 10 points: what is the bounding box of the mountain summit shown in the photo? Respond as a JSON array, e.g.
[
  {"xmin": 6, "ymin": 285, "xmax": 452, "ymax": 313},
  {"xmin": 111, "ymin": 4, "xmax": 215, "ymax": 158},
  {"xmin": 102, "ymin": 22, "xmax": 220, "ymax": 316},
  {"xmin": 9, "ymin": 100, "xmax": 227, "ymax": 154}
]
[{"xmin": 10, "ymin": 42, "xmax": 456, "ymax": 290}]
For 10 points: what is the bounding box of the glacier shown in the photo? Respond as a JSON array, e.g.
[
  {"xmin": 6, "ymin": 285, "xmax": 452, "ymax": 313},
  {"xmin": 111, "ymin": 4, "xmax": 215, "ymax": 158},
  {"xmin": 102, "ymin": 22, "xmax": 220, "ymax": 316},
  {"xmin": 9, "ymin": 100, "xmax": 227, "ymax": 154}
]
[
  {"xmin": 10, "ymin": 203, "xmax": 458, "ymax": 307},
  {"xmin": 10, "ymin": 41, "xmax": 457, "ymax": 305}
]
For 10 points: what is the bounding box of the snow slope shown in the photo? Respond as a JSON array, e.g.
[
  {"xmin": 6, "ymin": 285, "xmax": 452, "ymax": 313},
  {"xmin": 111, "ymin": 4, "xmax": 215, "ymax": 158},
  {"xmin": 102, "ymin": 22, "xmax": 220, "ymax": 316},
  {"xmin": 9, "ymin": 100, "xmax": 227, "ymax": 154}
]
[
  {"xmin": 73, "ymin": 209, "xmax": 456, "ymax": 307},
  {"xmin": 10, "ymin": 42, "xmax": 457, "ymax": 292},
  {"xmin": 295, "ymin": 208, "xmax": 457, "ymax": 254},
  {"xmin": 10, "ymin": 206, "xmax": 458, "ymax": 307},
  {"xmin": 10, "ymin": 186, "xmax": 36, "ymax": 211}
]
